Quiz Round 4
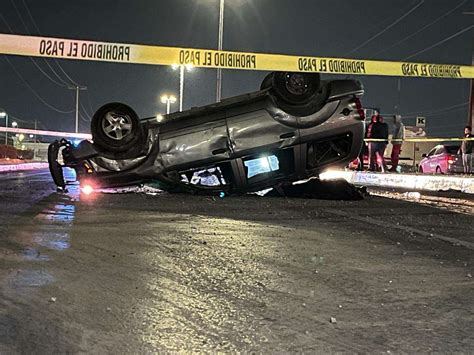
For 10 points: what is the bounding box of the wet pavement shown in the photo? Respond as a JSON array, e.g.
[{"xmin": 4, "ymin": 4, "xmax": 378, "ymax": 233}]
[{"xmin": 0, "ymin": 169, "xmax": 473, "ymax": 352}]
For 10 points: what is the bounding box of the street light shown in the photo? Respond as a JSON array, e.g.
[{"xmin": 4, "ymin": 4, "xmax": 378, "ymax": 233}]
[
  {"xmin": 160, "ymin": 95, "xmax": 177, "ymax": 114},
  {"xmin": 172, "ymin": 64, "xmax": 193, "ymax": 112},
  {"xmin": 0, "ymin": 110, "xmax": 8, "ymax": 146},
  {"xmin": 0, "ymin": 110, "xmax": 8, "ymax": 158}
]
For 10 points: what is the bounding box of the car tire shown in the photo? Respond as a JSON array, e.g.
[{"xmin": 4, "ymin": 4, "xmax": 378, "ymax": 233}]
[
  {"xmin": 270, "ymin": 72, "xmax": 326, "ymax": 116},
  {"xmin": 272, "ymin": 71, "xmax": 321, "ymax": 105},
  {"xmin": 260, "ymin": 72, "xmax": 274, "ymax": 90},
  {"xmin": 436, "ymin": 166, "xmax": 442, "ymax": 174},
  {"xmin": 91, "ymin": 102, "xmax": 144, "ymax": 154}
]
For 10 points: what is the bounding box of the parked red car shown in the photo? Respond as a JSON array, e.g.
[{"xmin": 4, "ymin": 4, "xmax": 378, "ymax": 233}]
[{"xmin": 418, "ymin": 144, "xmax": 464, "ymax": 174}]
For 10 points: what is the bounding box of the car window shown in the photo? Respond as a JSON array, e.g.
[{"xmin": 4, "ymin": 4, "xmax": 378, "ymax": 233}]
[
  {"xmin": 434, "ymin": 147, "xmax": 445, "ymax": 155},
  {"xmin": 427, "ymin": 148, "xmax": 437, "ymax": 157},
  {"xmin": 445, "ymin": 145, "xmax": 460, "ymax": 154}
]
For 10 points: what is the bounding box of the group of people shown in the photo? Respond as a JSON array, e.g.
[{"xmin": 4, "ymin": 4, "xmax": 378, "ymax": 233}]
[
  {"xmin": 360, "ymin": 113, "xmax": 404, "ymax": 172},
  {"xmin": 359, "ymin": 113, "xmax": 473, "ymax": 174}
]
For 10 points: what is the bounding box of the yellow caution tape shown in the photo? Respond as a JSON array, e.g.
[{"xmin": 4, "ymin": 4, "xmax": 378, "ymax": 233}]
[{"xmin": 1, "ymin": 33, "xmax": 473, "ymax": 79}]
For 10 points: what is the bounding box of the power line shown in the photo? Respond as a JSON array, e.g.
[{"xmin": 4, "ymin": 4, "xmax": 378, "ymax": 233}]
[
  {"xmin": 20, "ymin": 0, "xmax": 41, "ymax": 34},
  {"xmin": 79, "ymin": 101, "xmax": 92, "ymax": 119},
  {"xmin": 382, "ymin": 102, "xmax": 469, "ymax": 118},
  {"xmin": 346, "ymin": 0, "xmax": 425, "ymax": 56},
  {"xmin": 3, "ymin": 56, "xmax": 74, "ymax": 114},
  {"xmin": 372, "ymin": 0, "xmax": 468, "ymax": 58},
  {"xmin": 403, "ymin": 106, "xmax": 467, "ymax": 119},
  {"xmin": 402, "ymin": 102, "xmax": 468, "ymax": 116},
  {"xmin": 404, "ymin": 25, "xmax": 474, "ymax": 60},
  {"xmin": 0, "ymin": 13, "xmax": 72, "ymax": 89},
  {"xmin": 5, "ymin": 113, "xmax": 29, "ymax": 124},
  {"xmin": 6, "ymin": 2, "xmax": 74, "ymax": 88},
  {"xmin": 79, "ymin": 111, "xmax": 90, "ymax": 123},
  {"xmin": 85, "ymin": 90, "xmax": 96, "ymax": 116},
  {"xmin": 11, "ymin": 0, "xmax": 81, "ymax": 87},
  {"xmin": 20, "ymin": 0, "xmax": 81, "ymax": 87}
]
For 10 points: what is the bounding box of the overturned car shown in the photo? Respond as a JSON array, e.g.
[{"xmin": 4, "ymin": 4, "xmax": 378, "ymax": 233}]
[{"xmin": 49, "ymin": 72, "xmax": 365, "ymax": 194}]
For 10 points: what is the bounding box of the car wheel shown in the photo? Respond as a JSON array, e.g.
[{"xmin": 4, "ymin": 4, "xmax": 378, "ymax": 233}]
[
  {"xmin": 91, "ymin": 102, "xmax": 144, "ymax": 153},
  {"xmin": 272, "ymin": 72, "xmax": 321, "ymax": 105},
  {"xmin": 436, "ymin": 166, "xmax": 442, "ymax": 174},
  {"xmin": 260, "ymin": 72, "xmax": 274, "ymax": 90}
]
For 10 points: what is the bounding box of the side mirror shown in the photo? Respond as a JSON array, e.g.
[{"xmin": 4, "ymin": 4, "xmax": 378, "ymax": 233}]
[{"xmin": 421, "ymin": 154, "xmax": 427, "ymax": 158}]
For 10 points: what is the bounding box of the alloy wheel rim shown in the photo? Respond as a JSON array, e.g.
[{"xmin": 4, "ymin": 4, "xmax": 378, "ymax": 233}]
[{"xmin": 101, "ymin": 112, "xmax": 133, "ymax": 140}]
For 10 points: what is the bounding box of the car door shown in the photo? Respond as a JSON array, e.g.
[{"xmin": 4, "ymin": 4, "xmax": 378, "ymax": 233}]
[
  {"xmin": 433, "ymin": 146, "xmax": 446, "ymax": 173},
  {"xmin": 424, "ymin": 147, "xmax": 437, "ymax": 173},
  {"xmin": 158, "ymin": 113, "xmax": 230, "ymax": 170},
  {"xmin": 226, "ymin": 104, "xmax": 299, "ymax": 157}
]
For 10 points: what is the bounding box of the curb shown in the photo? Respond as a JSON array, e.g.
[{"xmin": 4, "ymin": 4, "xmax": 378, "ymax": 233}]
[{"xmin": 0, "ymin": 162, "xmax": 49, "ymax": 173}]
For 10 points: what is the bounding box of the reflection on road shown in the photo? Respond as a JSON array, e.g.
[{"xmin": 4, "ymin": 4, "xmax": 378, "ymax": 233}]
[
  {"xmin": 4, "ymin": 183, "xmax": 78, "ymax": 288},
  {"xmin": 7, "ymin": 269, "xmax": 55, "ymax": 288}
]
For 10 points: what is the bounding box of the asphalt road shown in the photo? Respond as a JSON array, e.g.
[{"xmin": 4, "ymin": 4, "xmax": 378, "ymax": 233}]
[{"xmin": 0, "ymin": 169, "xmax": 473, "ymax": 353}]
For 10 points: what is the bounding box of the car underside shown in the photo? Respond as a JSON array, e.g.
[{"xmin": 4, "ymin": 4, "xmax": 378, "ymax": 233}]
[{"xmin": 49, "ymin": 71, "xmax": 366, "ymax": 194}]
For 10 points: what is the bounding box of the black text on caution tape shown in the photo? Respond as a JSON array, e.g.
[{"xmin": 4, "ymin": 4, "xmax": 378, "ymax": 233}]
[
  {"xmin": 401, "ymin": 63, "xmax": 462, "ymax": 78},
  {"xmin": 39, "ymin": 39, "xmax": 131, "ymax": 61},
  {"xmin": 178, "ymin": 49, "xmax": 256, "ymax": 69},
  {"xmin": 298, "ymin": 57, "xmax": 366, "ymax": 74}
]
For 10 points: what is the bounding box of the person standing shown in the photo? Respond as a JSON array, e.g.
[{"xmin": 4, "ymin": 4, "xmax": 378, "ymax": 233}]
[
  {"xmin": 370, "ymin": 115, "xmax": 389, "ymax": 172},
  {"xmin": 366, "ymin": 115, "xmax": 379, "ymax": 171},
  {"xmin": 460, "ymin": 125, "xmax": 472, "ymax": 174},
  {"xmin": 390, "ymin": 114, "xmax": 405, "ymax": 172}
]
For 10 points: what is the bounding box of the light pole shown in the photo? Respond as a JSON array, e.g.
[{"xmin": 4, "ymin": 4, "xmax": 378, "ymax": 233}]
[
  {"xmin": 216, "ymin": 0, "xmax": 225, "ymax": 102},
  {"xmin": 0, "ymin": 110, "xmax": 8, "ymax": 146},
  {"xmin": 68, "ymin": 85, "xmax": 87, "ymax": 133},
  {"xmin": 463, "ymin": 12, "xmax": 473, "ymax": 127},
  {"xmin": 11, "ymin": 122, "xmax": 18, "ymax": 149},
  {"xmin": 172, "ymin": 64, "xmax": 193, "ymax": 112},
  {"xmin": 160, "ymin": 95, "xmax": 177, "ymax": 115}
]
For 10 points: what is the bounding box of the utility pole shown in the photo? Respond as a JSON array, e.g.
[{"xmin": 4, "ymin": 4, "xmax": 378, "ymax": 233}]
[
  {"xmin": 68, "ymin": 86, "xmax": 87, "ymax": 133},
  {"xmin": 469, "ymin": 52, "xmax": 473, "ymax": 127},
  {"xmin": 216, "ymin": 0, "xmax": 225, "ymax": 102},
  {"xmin": 179, "ymin": 65, "xmax": 185, "ymax": 112},
  {"xmin": 395, "ymin": 78, "xmax": 401, "ymax": 114},
  {"xmin": 0, "ymin": 110, "xmax": 8, "ymax": 147},
  {"xmin": 463, "ymin": 12, "xmax": 473, "ymax": 127}
]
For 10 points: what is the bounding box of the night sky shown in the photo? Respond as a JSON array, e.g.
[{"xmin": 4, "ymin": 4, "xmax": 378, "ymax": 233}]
[{"xmin": 0, "ymin": 0, "xmax": 472, "ymax": 137}]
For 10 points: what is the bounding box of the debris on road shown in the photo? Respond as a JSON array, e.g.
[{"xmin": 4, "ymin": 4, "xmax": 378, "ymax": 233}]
[
  {"xmin": 264, "ymin": 179, "xmax": 366, "ymax": 200},
  {"xmin": 330, "ymin": 317, "xmax": 337, "ymax": 323},
  {"xmin": 404, "ymin": 192, "xmax": 421, "ymax": 200},
  {"xmin": 101, "ymin": 185, "xmax": 164, "ymax": 196}
]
